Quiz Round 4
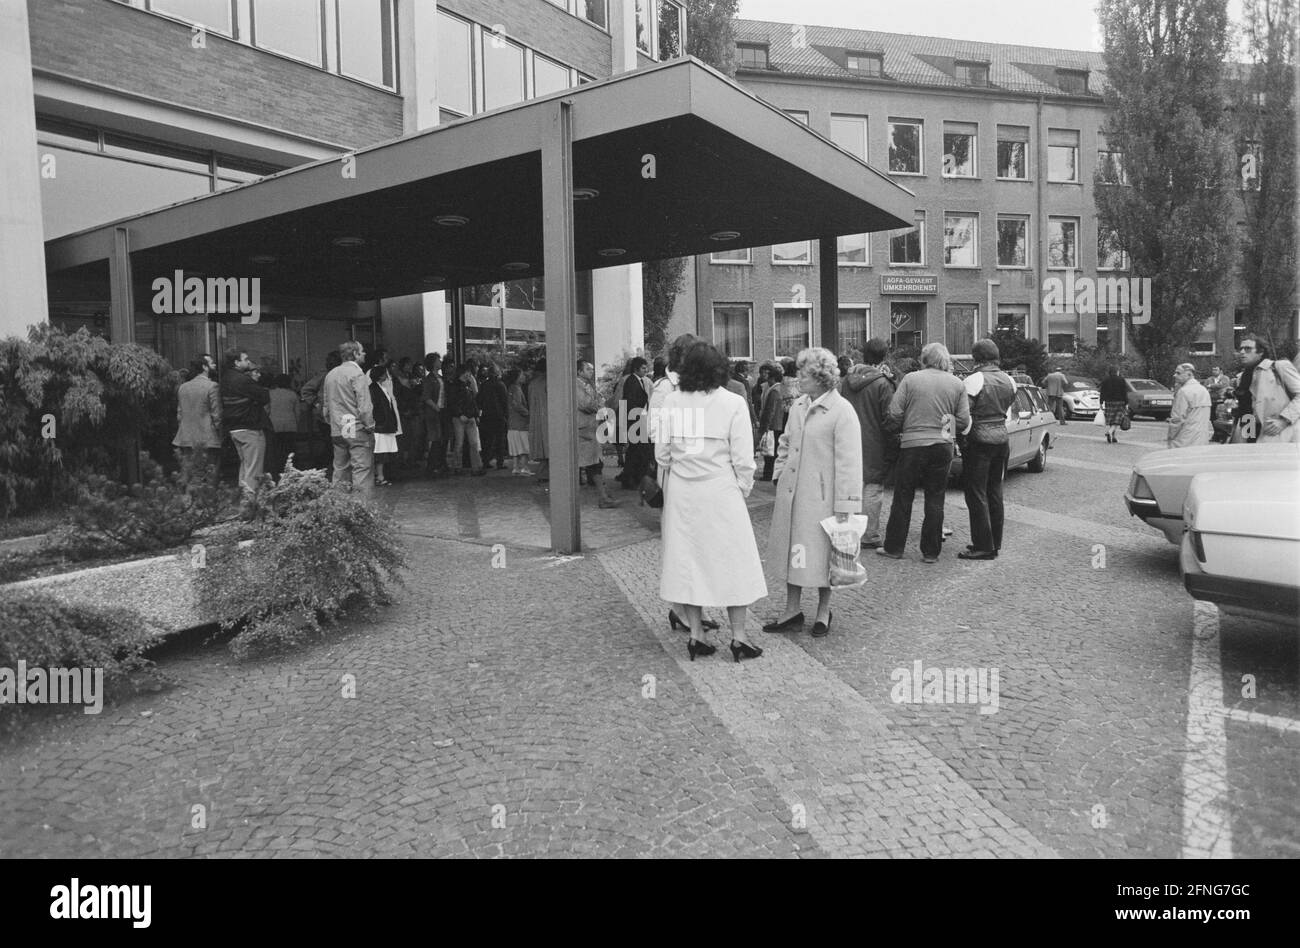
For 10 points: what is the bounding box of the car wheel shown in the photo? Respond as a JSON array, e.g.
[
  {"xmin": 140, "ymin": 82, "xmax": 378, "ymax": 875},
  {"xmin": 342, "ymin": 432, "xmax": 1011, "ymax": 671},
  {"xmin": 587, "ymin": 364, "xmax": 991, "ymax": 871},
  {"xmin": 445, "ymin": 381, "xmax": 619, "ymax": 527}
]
[{"xmin": 1026, "ymin": 436, "xmax": 1048, "ymax": 473}]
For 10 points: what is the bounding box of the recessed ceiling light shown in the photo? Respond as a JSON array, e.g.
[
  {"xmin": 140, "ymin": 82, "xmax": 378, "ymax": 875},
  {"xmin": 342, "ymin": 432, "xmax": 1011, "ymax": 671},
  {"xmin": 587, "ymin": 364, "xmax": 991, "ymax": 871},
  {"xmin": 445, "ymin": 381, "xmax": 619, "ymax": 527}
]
[
  {"xmin": 503, "ymin": 262, "xmax": 530, "ymax": 272},
  {"xmin": 573, "ymin": 187, "xmax": 600, "ymax": 202},
  {"xmin": 709, "ymin": 230, "xmax": 741, "ymax": 242},
  {"xmin": 332, "ymin": 236, "xmax": 366, "ymax": 247},
  {"xmin": 598, "ymin": 247, "xmax": 626, "ymax": 257},
  {"xmin": 250, "ymin": 254, "xmax": 277, "ymax": 265},
  {"xmin": 434, "ymin": 214, "xmax": 470, "ymax": 227}
]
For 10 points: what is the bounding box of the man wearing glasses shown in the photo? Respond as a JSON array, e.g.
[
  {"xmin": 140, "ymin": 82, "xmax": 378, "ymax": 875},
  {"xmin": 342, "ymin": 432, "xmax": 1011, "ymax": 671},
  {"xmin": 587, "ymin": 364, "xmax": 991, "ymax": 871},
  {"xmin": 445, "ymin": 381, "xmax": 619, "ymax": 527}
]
[{"xmin": 1234, "ymin": 335, "xmax": 1300, "ymax": 443}]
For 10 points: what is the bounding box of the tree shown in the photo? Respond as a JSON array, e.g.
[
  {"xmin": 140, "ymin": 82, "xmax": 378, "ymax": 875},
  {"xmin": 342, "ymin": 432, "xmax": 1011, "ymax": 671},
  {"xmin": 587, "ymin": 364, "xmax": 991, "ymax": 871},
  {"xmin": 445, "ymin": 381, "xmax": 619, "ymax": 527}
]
[
  {"xmin": 1232, "ymin": 0, "xmax": 1298, "ymax": 358},
  {"xmin": 641, "ymin": 0, "xmax": 739, "ymax": 357},
  {"xmin": 1095, "ymin": 0, "xmax": 1237, "ymax": 383},
  {"xmin": 992, "ymin": 329, "xmax": 1050, "ymax": 383}
]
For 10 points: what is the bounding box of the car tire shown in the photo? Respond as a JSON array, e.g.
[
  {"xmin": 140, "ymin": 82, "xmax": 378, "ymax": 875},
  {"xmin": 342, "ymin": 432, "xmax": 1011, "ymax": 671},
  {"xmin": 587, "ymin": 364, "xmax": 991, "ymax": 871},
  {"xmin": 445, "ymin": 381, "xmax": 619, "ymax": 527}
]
[{"xmin": 1026, "ymin": 436, "xmax": 1048, "ymax": 473}]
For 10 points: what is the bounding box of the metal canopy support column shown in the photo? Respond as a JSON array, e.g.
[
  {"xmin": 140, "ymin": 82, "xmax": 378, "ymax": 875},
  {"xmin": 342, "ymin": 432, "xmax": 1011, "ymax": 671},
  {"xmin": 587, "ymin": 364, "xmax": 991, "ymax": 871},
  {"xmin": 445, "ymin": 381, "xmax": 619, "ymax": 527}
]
[
  {"xmin": 109, "ymin": 226, "xmax": 140, "ymax": 484},
  {"xmin": 818, "ymin": 236, "xmax": 838, "ymax": 353},
  {"xmin": 542, "ymin": 99, "xmax": 580, "ymax": 554}
]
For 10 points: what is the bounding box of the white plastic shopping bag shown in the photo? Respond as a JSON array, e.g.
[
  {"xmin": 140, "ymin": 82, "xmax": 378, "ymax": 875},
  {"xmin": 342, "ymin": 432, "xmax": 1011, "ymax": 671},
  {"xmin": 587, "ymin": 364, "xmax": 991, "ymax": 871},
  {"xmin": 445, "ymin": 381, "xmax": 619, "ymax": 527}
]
[
  {"xmin": 821, "ymin": 514, "xmax": 870, "ymax": 588},
  {"xmin": 1092, "ymin": 409, "xmax": 1106, "ymax": 426}
]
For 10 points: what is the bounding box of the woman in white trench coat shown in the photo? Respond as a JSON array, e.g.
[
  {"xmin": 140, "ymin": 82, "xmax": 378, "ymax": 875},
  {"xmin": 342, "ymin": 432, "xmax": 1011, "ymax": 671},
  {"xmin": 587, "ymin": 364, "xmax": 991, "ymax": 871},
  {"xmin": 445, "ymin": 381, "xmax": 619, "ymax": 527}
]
[
  {"xmin": 764, "ymin": 348, "xmax": 862, "ymax": 638},
  {"xmin": 657, "ymin": 342, "xmax": 767, "ymax": 663}
]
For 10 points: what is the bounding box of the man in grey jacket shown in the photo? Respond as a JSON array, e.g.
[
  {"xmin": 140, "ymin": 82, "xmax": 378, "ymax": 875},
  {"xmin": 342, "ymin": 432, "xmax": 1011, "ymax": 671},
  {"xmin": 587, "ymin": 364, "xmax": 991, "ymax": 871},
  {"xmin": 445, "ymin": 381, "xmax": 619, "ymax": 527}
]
[
  {"xmin": 173, "ymin": 355, "xmax": 222, "ymax": 485},
  {"xmin": 843, "ymin": 338, "xmax": 897, "ymax": 549},
  {"xmin": 879, "ymin": 343, "xmax": 970, "ymax": 563},
  {"xmin": 322, "ymin": 340, "xmax": 376, "ymax": 499}
]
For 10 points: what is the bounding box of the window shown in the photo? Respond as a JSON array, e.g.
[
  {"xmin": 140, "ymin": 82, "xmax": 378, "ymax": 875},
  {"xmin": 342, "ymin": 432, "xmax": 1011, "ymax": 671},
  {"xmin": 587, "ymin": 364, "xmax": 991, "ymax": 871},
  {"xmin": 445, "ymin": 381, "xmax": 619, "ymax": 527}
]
[
  {"xmin": 635, "ymin": 0, "xmax": 651, "ymax": 54},
  {"xmin": 1097, "ymin": 150, "xmax": 1126, "ymax": 185},
  {"xmin": 533, "ymin": 54, "xmax": 572, "ymax": 97},
  {"xmin": 1048, "ymin": 332, "xmax": 1077, "ymax": 353},
  {"xmin": 774, "ymin": 306, "xmax": 811, "ymax": 357},
  {"xmin": 943, "ymin": 213, "xmax": 978, "ymax": 267},
  {"xmin": 1048, "ymin": 129, "xmax": 1080, "ymax": 182},
  {"xmin": 103, "ymin": 133, "xmax": 211, "ymax": 175},
  {"xmin": 436, "ymin": 12, "xmax": 473, "ymax": 115},
  {"xmin": 830, "ymin": 114, "xmax": 868, "ymax": 161},
  {"xmin": 710, "ymin": 247, "xmax": 751, "ymax": 265},
  {"xmin": 784, "ymin": 110, "xmax": 810, "ymax": 125},
  {"xmin": 1057, "ymin": 69, "xmax": 1089, "ymax": 94},
  {"xmin": 1098, "ymin": 228, "xmax": 1128, "ymax": 270},
  {"xmin": 580, "ymin": 0, "xmax": 608, "ymax": 29},
  {"xmin": 997, "ymin": 215, "xmax": 1029, "ymax": 267},
  {"xmin": 1234, "ymin": 311, "xmax": 1248, "ymax": 352},
  {"xmin": 997, "ymin": 125, "xmax": 1029, "ymax": 179},
  {"xmin": 337, "ymin": 0, "xmax": 396, "ymax": 89},
  {"xmin": 997, "ymin": 305, "xmax": 1029, "ymax": 337},
  {"xmin": 846, "ymin": 52, "xmax": 883, "ymax": 76},
  {"xmin": 713, "ymin": 304, "xmax": 752, "ymax": 360},
  {"xmin": 838, "ymin": 306, "xmax": 870, "ymax": 355},
  {"xmin": 252, "ymin": 0, "xmax": 323, "ymax": 66},
  {"xmin": 737, "ymin": 43, "xmax": 769, "ymax": 69},
  {"xmin": 888, "ymin": 120, "xmax": 923, "ymax": 174},
  {"xmin": 955, "ymin": 61, "xmax": 989, "ymax": 87},
  {"xmin": 889, "ymin": 302, "xmax": 926, "ymax": 350},
  {"xmin": 148, "ymin": 0, "xmax": 234, "ymax": 35},
  {"xmin": 837, "ymin": 234, "xmax": 870, "ymax": 267},
  {"xmin": 1239, "ymin": 141, "xmax": 1262, "ymax": 190},
  {"xmin": 1192, "ymin": 314, "xmax": 1217, "ymax": 355},
  {"xmin": 1048, "ymin": 217, "xmax": 1079, "ymax": 269},
  {"xmin": 482, "ymin": 34, "xmax": 526, "ymax": 110},
  {"xmin": 658, "ymin": 0, "xmax": 686, "ymax": 59},
  {"xmin": 1095, "ymin": 320, "xmax": 1112, "ymax": 352},
  {"xmin": 772, "ymin": 241, "xmax": 812, "ymax": 265},
  {"xmin": 945, "ymin": 304, "xmax": 978, "ymax": 355},
  {"xmin": 890, "ymin": 213, "xmax": 925, "ymax": 265},
  {"xmin": 943, "ymin": 122, "xmax": 977, "ymax": 177}
]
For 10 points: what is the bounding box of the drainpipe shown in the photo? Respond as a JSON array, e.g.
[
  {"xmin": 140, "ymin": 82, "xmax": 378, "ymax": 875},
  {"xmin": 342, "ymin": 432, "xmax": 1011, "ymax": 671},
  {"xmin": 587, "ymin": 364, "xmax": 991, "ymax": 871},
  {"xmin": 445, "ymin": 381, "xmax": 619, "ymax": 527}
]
[{"xmin": 1035, "ymin": 94, "xmax": 1047, "ymax": 342}]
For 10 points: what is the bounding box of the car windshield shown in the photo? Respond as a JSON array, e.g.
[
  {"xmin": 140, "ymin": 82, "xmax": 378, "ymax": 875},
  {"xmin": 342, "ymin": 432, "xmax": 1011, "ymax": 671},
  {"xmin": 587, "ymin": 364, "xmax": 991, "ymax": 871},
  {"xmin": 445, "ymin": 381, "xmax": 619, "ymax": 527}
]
[{"xmin": 1129, "ymin": 380, "xmax": 1167, "ymax": 391}]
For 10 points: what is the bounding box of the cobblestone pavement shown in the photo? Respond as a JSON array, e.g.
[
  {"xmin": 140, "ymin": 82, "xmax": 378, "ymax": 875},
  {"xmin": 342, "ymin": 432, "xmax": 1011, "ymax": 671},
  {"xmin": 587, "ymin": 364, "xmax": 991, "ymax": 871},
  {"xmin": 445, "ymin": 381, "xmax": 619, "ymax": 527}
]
[{"xmin": 1, "ymin": 422, "xmax": 1296, "ymax": 858}]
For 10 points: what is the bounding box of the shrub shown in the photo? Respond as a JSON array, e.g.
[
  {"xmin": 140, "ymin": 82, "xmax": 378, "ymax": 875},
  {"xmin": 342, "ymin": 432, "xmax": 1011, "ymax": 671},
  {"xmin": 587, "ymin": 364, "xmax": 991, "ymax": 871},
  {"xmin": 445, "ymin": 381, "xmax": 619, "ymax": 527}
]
[
  {"xmin": 193, "ymin": 466, "xmax": 405, "ymax": 660},
  {"xmin": 991, "ymin": 329, "xmax": 1050, "ymax": 383},
  {"xmin": 0, "ymin": 589, "xmax": 154, "ymax": 731},
  {"xmin": 0, "ymin": 325, "xmax": 178, "ymax": 517},
  {"xmin": 47, "ymin": 452, "xmax": 237, "ymax": 559},
  {"xmin": 1060, "ymin": 343, "xmax": 1146, "ymax": 383}
]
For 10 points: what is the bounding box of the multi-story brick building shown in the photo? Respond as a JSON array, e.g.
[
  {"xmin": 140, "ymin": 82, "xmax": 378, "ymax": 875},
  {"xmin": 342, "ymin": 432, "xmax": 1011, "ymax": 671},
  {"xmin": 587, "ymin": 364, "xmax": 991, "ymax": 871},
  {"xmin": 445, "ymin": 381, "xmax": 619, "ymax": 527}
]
[
  {"xmin": 8, "ymin": 0, "xmax": 688, "ymax": 374},
  {"xmin": 682, "ymin": 18, "xmax": 1266, "ymax": 367}
]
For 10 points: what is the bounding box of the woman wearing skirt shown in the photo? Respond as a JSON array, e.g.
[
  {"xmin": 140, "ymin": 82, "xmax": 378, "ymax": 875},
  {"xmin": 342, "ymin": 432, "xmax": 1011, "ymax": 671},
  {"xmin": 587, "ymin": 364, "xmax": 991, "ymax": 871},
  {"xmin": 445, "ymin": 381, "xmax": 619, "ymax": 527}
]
[
  {"xmin": 369, "ymin": 363, "xmax": 402, "ymax": 486},
  {"xmin": 656, "ymin": 341, "xmax": 767, "ymax": 662}
]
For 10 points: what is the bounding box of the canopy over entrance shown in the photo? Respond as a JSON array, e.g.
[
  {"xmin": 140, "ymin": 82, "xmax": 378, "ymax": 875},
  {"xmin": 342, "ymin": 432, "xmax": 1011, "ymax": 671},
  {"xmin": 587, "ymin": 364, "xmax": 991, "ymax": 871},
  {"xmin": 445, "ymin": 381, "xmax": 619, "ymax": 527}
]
[{"xmin": 45, "ymin": 56, "xmax": 916, "ymax": 553}]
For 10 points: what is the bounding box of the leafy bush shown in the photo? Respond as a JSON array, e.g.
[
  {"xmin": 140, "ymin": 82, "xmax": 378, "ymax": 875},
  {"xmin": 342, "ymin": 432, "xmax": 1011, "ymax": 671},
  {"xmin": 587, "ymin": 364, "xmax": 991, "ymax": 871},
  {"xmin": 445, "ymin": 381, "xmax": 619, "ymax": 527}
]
[
  {"xmin": 0, "ymin": 589, "xmax": 154, "ymax": 731},
  {"xmin": 193, "ymin": 466, "xmax": 405, "ymax": 660},
  {"xmin": 47, "ymin": 452, "xmax": 236, "ymax": 559},
  {"xmin": 991, "ymin": 329, "xmax": 1050, "ymax": 383},
  {"xmin": 1059, "ymin": 343, "xmax": 1147, "ymax": 383},
  {"xmin": 0, "ymin": 325, "xmax": 178, "ymax": 517}
]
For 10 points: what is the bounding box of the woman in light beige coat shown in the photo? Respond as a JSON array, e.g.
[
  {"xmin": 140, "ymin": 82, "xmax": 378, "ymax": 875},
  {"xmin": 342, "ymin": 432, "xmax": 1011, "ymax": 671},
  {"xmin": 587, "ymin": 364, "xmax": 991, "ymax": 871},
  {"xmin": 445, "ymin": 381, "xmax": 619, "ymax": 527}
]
[{"xmin": 765, "ymin": 348, "xmax": 862, "ymax": 639}]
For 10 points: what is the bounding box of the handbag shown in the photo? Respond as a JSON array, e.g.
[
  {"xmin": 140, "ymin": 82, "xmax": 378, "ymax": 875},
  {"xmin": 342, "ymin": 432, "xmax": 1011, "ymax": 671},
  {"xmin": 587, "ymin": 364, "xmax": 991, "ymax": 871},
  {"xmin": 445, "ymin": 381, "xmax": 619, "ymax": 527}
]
[
  {"xmin": 1120, "ymin": 412, "xmax": 1131, "ymax": 431},
  {"xmin": 758, "ymin": 430, "xmax": 775, "ymax": 456},
  {"xmin": 639, "ymin": 474, "xmax": 663, "ymax": 509}
]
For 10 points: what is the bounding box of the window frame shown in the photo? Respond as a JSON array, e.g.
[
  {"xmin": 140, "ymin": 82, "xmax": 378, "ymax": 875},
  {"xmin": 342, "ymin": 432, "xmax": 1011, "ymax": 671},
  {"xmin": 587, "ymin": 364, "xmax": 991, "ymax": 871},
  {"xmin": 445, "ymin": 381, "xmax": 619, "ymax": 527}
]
[
  {"xmin": 1047, "ymin": 216, "xmax": 1080, "ymax": 270},
  {"xmin": 712, "ymin": 302, "xmax": 754, "ymax": 361},
  {"xmin": 250, "ymin": 0, "xmax": 326, "ymax": 68},
  {"xmin": 435, "ymin": 10, "xmax": 475, "ymax": 117},
  {"xmin": 709, "ymin": 247, "xmax": 752, "ymax": 266},
  {"xmin": 1096, "ymin": 150, "xmax": 1127, "ymax": 185},
  {"xmin": 143, "ymin": 0, "xmax": 238, "ymax": 38},
  {"xmin": 478, "ymin": 30, "xmax": 528, "ymax": 112},
  {"xmin": 1097, "ymin": 227, "xmax": 1129, "ymax": 271},
  {"xmin": 829, "ymin": 113, "xmax": 869, "ymax": 162},
  {"xmin": 1048, "ymin": 130, "xmax": 1080, "ymax": 184},
  {"xmin": 1056, "ymin": 69, "xmax": 1089, "ymax": 94},
  {"xmin": 943, "ymin": 211, "xmax": 980, "ymax": 268},
  {"xmin": 888, "ymin": 119, "xmax": 925, "ymax": 176},
  {"xmin": 784, "ymin": 110, "xmax": 810, "ymax": 125},
  {"xmin": 997, "ymin": 305, "xmax": 1029, "ymax": 338},
  {"xmin": 846, "ymin": 51, "xmax": 883, "ymax": 76},
  {"xmin": 334, "ymin": 0, "xmax": 398, "ymax": 91},
  {"xmin": 996, "ymin": 126, "xmax": 1031, "ymax": 180},
  {"xmin": 996, "ymin": 214, "xmax": 1030, "ymax": 269},
  {"xmin": 773, "ymin": 304, "xmax": 813, "ymax": 358},
  {"xmin": 737, "ymin": 42, "xmax": 770, "ymax": 69},
  {"xmin": 888, "ymin": 301, "xmax": 927, "ymax": 350},
  {"xmin": 942, "ymin": 127, "xmax": 978, "ymax": 178},
  {"xmin": 944, "ymin": 302, "xmax": 979, "ymax": 357},
  {"xmin": 954, "ymin": 60, "xmax": 990, "ymax": 87},
  {"xmin": 837, "ymin": 233, "xmax": 871, "ymax": 268},
  {"xmin": 836, "ymin": 303, "xmax": 872, "ymax": 355},
  {"xmin": 771, "ymin": 241, "xmax": 813, "ymax": 267},
  {"xmin": 889, "ymin": 215, "xmax": 926, "ymax": 267}
]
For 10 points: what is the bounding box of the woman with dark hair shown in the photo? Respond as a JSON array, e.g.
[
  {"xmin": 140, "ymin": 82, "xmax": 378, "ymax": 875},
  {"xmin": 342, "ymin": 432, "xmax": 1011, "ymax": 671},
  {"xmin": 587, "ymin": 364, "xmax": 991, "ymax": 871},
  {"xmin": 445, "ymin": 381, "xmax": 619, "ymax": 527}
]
[
  {"xmin": 657, "ymin": 341, "xmax": 766, "ymax": 662},
  {"xmin": 1098, "ymin": 365, "xmax": 1129, "ymax": 444},
  {"xmin": 651, "ymin": 357, "xmax": 667, "ymax": 383},
  {"xmin": 505, "ymin": 368, "xmax": 532, "ymax": 475},
  {"xmin": 369, "ymin": 363, "xmax": 400, "ymax": 486},
  {"xmin": 617, "ymin": 356, "xmax": 653, "ymax": 488},
  {"xmin": 421, "ymin": 353, "xmax": 448, "ymax": 477}
]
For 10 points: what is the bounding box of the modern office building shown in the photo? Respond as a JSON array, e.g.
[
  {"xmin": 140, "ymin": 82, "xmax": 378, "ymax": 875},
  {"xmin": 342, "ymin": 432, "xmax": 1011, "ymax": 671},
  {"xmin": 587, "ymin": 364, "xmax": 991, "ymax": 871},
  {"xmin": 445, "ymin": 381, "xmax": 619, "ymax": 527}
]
[
  {"xmin": 9, "ymin": 0, "xmax": 690, "ymax": 375},
  {"xmin": 685, "ymin": 18, "xmax": 1269, "ymax": 364}
]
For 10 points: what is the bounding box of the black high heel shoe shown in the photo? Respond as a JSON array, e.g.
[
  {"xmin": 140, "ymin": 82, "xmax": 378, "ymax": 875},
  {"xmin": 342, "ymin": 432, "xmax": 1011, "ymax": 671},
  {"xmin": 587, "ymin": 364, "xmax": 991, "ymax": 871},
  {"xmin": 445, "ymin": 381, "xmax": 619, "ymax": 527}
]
[
  {"xmin": 669, "ymin": 610, "xmax": 719, "ymax": 632},
  {"xmin": 730, "ymin": 640, "xmax": 763, "ymax": 663},
  {"xmin": 687, "ymin": 638, "xmax": 716, "ymax": 661}
]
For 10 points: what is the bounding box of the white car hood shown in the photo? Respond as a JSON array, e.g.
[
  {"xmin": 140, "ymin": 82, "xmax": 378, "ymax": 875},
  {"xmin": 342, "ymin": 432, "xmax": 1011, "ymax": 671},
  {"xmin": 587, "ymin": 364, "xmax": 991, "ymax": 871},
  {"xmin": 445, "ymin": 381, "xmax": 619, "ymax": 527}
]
[{"xmin": 1137, "ymin": 443, "xmax": 1300, "ymax": 477}]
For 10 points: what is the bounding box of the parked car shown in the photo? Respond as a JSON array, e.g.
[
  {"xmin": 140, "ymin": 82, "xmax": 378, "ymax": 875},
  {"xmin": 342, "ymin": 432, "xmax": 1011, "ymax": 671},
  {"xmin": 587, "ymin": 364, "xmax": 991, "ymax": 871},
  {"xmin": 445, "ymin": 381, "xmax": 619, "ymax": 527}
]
[
  {"xmin": 951, "ymin": 383, "xmax": 1056, "ymax": 479},
  {"xmin": 1124, "ymin": 442, "xmax": 1300, "ymax": 543},
  {"xmin": 1061, "ymin": 375, "xmax": 1101, "ymax": 420},
  {"xmin": 1125, "ymin": 378, "xmax": 1174, "ymax": 420},
  {"xmin": 1180, "ymin": 469, "xmax": 1300, "ymax": 627}
]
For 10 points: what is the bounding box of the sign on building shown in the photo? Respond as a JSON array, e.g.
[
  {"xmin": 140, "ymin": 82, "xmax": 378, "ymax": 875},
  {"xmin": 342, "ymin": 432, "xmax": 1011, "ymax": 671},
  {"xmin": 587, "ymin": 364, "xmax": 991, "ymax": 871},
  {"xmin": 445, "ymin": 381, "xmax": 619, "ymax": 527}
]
[{"xmin": 880, "ymin": 274, "xmax": 938, "ymax": 294}]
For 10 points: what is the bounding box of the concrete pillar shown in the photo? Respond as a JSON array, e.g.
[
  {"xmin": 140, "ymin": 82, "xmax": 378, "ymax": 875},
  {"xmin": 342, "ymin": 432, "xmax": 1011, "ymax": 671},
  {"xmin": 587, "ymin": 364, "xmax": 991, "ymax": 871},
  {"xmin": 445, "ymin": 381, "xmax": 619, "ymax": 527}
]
[
  {"xmin": 595, "ymin": 0, "xmax": 644, "ymax": 371},
  {"xmin": 395, "ymin": 0, "xmax": 447, "ymax": 357},
  {"xmin": 0, "ymin": 0, "xmax": 48, "ymax": 338}
]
